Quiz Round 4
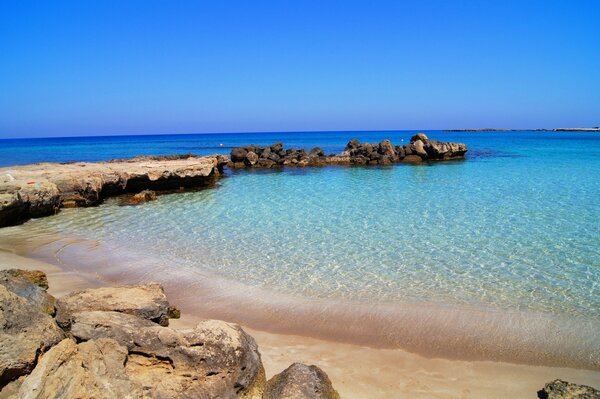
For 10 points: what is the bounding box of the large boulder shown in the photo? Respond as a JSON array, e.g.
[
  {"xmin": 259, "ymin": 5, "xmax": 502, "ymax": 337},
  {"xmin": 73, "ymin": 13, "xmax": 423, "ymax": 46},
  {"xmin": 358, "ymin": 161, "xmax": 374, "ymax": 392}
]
[
  {"xmin": 0, "ymin": 269, "xmax": 54, "ymax": 315},
  {"xmin": 69, "ymin": 311, "xmax": 265, "ymax": 398},
  {"xmin": 231, "ymin": 148, "xmax": 249, "ymax": 163},
  {"xmin": 537, "ymin": 379, "xmax": 600, "ymax": 399},
  {"xmin": 0, "ymin": 285, "xmax": 64, "ymax": 387},
  {"xmin": 55, "ymin": 284, "xmax": 172, "ymax": 329},
  {"xmin": 17, "ymin": 338, "xmax": 143, "ymax": 398},
  {"xmin": 263, "ymin": 363, "xmax": 340, "ymax": 399},
  {"xmin": 410, "ymin": 133, "xmax": 429, "ymax": 143},
  {"xmin": 413, "ymin": 140, "xmax": 428, "ymax": 158},
  {"xmin": 245, "ymin": 151, "xmax": 259, "ymax": 166}
]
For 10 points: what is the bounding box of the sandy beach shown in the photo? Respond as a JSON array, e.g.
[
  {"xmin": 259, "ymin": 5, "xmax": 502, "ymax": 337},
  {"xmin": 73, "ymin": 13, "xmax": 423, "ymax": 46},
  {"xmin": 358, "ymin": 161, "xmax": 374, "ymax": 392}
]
[{"xmin": 1, "ymin": 248, "xmax": 598, "ymax": 399}]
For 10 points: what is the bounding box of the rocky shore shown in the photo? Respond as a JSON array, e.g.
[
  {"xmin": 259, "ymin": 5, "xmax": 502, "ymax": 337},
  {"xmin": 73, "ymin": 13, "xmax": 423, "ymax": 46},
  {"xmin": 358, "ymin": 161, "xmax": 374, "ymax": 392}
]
[
  {"xmin": 227, "ymin": 134, "xmax": 467, "ymax": 168},
  {"xmin": 0, "ymin": 269, "xmax": 340, "ymax": 399},
  {"xmin": 0, "ymin": 155, "xmax": 226, "ymax": 228},
  {"xmin": 0, "ymin": 134, "xmax": 466, "ymax": 228}
]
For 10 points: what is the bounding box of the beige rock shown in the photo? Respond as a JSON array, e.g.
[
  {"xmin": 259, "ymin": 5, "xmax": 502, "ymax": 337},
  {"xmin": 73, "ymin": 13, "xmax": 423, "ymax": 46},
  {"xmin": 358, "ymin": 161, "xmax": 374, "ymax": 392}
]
[
  {"xmin": 402, "ymin": 155, "xmax": 424, "ymax": 163},
  {"xmin": 263, "ymin": 363, "xmax": 340, "ymax": 399},
  {"xmin": 0, "ymin": 155, "xmax": 219, "ymax": 227},
  {"xmin": 0, "ymin": 285, "xmax": 64, "ymax": 387},
  {"xmin": 410, "ymin": 133, "xmax": 429, "ymax": 143},
  {"xmin": 17, "ymin": 338, "xmax": 143, "ymax": 399},
  {"xmin": 69, "ymin": 311, "xmax": 266, "ymax": 398},
  {"xmin": 55, "ymin": 284, "xmax": 171, "ymax": 328}
]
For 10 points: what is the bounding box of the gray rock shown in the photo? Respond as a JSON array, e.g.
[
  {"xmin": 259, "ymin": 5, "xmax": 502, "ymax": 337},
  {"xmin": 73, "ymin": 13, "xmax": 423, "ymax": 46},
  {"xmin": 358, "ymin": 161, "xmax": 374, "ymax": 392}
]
[
  {"xmin": 537, "ymin": 379, "xmax": 600, "ymax": 399},
  {"xmin": 0, "ymin": 269, "xmax": 54, "ymax": 315},
  {"xmin": 263, "ymin": 363, "xmax": 340, "ymax": 399},
  {"xmin": 55, "ymin": 284, "xmax": 172, "ymax": 329}
]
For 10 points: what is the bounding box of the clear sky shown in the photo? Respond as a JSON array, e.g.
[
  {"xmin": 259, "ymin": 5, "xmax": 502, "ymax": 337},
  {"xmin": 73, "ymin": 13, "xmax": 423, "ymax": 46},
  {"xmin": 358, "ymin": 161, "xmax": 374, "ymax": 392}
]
[{"xmin": 0, "ymin": 0, "xmax": 599, "ymax": 138}]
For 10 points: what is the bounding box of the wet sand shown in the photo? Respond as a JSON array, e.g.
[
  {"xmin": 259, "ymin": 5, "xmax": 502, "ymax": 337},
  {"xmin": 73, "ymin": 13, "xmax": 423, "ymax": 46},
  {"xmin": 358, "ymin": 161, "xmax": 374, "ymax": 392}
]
[{"xmin": 1, "ymin": 248, "xmax": 599, "ymax": 398}]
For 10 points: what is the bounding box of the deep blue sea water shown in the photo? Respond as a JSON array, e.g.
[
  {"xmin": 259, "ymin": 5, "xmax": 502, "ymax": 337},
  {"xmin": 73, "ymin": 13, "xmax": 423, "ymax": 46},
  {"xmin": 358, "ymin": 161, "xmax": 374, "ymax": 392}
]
[{"xmin": 1, "ymin": 130, "xmax": 599, "ymax": 366}]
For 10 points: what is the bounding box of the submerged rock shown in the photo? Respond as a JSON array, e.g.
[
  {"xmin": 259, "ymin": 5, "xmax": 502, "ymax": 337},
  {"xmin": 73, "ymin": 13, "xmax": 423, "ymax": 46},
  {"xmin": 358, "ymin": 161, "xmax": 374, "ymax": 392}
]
[
  {"xmin": 537, "ymin": 379, "xmax": 600, "ymax": 399},
  {"xmin": 128, "ymin": 189, "xmax": 157, "ymax": 205},
  {"xmin": 263, "ymin": 363, "xmax": 340, "ymax": 399},
  {"xmin": 55, "ymin": 284, "xmax": 172, "ymax": 328}
]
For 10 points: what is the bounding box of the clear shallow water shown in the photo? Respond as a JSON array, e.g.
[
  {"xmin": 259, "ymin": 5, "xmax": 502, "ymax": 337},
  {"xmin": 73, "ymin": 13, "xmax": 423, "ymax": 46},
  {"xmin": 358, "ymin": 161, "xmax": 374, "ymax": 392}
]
[
  {"xmin": 1, "ymin": 131, "xmax": 599, "ymax": 366},
  {"xmin": 2, "ymin": 130, "xmax": 598, "ymax": 317}
]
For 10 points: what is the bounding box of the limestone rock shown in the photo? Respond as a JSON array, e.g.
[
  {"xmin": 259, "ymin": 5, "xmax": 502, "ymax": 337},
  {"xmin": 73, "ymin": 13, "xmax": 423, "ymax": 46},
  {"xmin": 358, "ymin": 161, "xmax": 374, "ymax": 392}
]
[
  {"xmin": 263, "ymin": 363, "xmax": 340, "ymax": 399},
  {"xmin": 537, "ymin": 379, "xmax": 600, "ymax": 399},
  {"xmin": 17, "ymin": 338, "xmax": 143, "ymax": 399},
  {"xmin": 0, "ymin": 155, "xmax": 220, "ymax": 227},
  {"xmin": 402, "ymin": 155, "xmax": 424, "ymax": 163},
  {"xmin": 55, "ymin": 284, "xmax": 172, "ymax": 329},
  {"xmin": 69, "ymin": 311, "xmax": 266, "ymax": 398},
  {"xmin": 0, "ymin": 285, "xmax": 64, "ymax": 387},
  {"xmin": 245, "ymin": 151, "xmax": 259, "ymax": 166}
]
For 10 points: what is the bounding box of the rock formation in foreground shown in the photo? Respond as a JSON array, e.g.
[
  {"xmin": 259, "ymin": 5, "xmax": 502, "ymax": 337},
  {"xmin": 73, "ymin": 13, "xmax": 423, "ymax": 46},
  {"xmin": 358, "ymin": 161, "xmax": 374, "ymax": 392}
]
[
  {"xmin": 0, "ymin": 269, "xmax": 341, "ymax": 399},
  {"xmin": 0, "ymin": 155, "xmax": 225, "ymax": 227},
  {"xmin": 228, "ymin": 134, "xmax": 467, "ymax": 168},
  {"xmin": 537, "ymin": 379, "xmax": 600, "ymax": 399}
]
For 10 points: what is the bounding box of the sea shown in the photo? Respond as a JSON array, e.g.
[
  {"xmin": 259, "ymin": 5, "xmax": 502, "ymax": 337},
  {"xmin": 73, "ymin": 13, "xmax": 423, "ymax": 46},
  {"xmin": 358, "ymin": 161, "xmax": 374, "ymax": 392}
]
[{"xmin": 1, "ymin": 130, "xmax": 599, "ymax": 368}]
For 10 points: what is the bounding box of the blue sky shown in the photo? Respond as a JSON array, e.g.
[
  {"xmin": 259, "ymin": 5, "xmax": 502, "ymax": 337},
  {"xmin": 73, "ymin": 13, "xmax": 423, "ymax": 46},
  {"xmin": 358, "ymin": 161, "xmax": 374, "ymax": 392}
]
[{"xmin": 0, "ymin": 0, "xmax": 599, "ymax": 138}]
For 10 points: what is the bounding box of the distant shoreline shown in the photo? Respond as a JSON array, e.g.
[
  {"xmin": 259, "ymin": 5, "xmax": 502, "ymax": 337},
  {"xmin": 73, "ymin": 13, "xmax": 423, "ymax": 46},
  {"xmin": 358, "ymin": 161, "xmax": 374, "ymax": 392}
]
[{"xmin": 443, "ymin": 127, "xmax": 600, "ymax": 132}]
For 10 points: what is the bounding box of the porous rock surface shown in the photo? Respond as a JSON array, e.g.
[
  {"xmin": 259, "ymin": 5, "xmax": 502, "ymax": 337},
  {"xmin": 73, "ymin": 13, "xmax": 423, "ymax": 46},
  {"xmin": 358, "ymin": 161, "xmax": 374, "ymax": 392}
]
[
  {"xmin": 0, "ymin": 155, "xmax": 224, "ymax": 227},
  {"xmin": 263, "ymin": 363, "xmax": 341, "ymax": 399},
  {"xmin": 537, "ymin": 379, "xmax": 600, "ymax": 399},
  {"xmin": 0, "ymin": 283, "xmax": 63, "ymax": 386},
  {"xmin": 228, "ymin": 135, "xmax": 467, "ymax": 168},
  {"xmin": 0, "ymin": 270, "xmax": 340, "ymax": 399},
  {"xmin": 55, "ymin": 283, "xmax": 172, "ymax": 328}
]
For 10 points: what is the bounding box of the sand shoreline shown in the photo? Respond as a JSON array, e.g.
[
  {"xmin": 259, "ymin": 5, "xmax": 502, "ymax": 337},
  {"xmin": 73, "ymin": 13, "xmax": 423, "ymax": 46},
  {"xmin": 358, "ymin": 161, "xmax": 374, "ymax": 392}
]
[{"xmin": 1, "ymin": 245, "xmax": 599, "ymax": 398}]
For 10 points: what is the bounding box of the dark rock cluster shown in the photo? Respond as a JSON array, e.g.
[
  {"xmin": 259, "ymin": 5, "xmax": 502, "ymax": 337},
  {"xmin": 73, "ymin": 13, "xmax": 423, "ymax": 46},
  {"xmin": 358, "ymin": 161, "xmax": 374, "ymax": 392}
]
[{"xmin": 228, "ymin": 134, "xmax": 468, "ymax": 168}]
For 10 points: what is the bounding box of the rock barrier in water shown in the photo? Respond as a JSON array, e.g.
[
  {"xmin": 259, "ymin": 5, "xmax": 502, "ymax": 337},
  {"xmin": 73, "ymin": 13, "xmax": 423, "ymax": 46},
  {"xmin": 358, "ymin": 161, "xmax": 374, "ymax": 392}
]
[{"xmin": 227, "ymin": 134, "xmax": 468, "ymax": 168}]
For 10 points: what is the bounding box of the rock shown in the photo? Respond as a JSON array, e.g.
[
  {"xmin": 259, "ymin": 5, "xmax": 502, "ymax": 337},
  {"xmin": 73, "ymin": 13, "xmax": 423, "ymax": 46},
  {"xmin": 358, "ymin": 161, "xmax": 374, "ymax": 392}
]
[
  {"xmin": 410, "ymin": 133, "xmax": 429, "ymax": 143},
  {"xmin": 424, "ymin": 140, "xmax": 468, "ymax": 160},
  {"xmin": 0, "ymin": 269, "xmax": 54, "ymax": 315},
  {"xmin": 309, "ymin": 147, "xmax": 325, "ymax": 158},
  {"xmin": 271, "ymin": 142, "xmax": 284, "ymax": 153},
  {"xmin": 413, "ymin": 140, "xmax": 428, "ymax": 157},
  {"xmin": 537, "ymin": 379, "xmax": 600, "ymax": 399},
  {"xmin": 245, "ymin": 151, "xmax": 259, "ymax": 166},
  {"xmin": 231, "ymin": 148, "xmax": 248, "ymax": 162},
  {"xmin": 345, "ymin": 139, "xmax": 361, "ymax": 150},
  {"xmin": 55, "ymin": 284, "xmax": 172, "ymax": 329},
  {"xmin": 167, "ymin": 305, "xmax": 181, "ymax": 319},
  {"xmin": 402, "ymin": 155, "xmax": 424, "ymax": 163},
  {"xmin": 17, "ymin": 338, "xmax": 143, "ymax": 398},
  {"xmin": 128, "ymin": 189, "xmax": 157, "ymax": 205},
  {"xmin": 0, "ymin": 285, "xmax": 64, "ymax": 387},
  {"xmin": 379, "ymin": 139, "xmax": 395, "ymax": 156},
  {"xmin": 69, "ymin": 311, "xmax": 266, "ymax": 398},
  {"xmin": 263, "ymin": 363, "xmax": 340, "ymax": 399},
  {"xmin": 0, "ymin": 155, "xmax": 220, "ymax": 227}
]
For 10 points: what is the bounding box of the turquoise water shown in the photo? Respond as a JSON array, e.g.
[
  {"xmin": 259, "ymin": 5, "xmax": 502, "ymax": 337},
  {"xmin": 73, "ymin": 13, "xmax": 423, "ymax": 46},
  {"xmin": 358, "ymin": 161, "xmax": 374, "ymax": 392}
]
[{"xmin": 1, "ymin": 131, "xmax": 599, "ymax": 365}]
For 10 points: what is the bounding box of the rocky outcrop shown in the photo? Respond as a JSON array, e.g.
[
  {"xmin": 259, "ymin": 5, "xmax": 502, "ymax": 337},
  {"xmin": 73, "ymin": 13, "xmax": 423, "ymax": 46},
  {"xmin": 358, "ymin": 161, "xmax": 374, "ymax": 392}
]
[
  {"xmin": 0, "ymin": 154, "xmax": 225, "ymax": 227},
  {"xmin": 65, "ymin": 311, "xmax": 266, "ymax": 398},
  {"xmin": 0, "ymin": 270, "xmax": 340, "ymax": 398},
  {"xmin": 228, "ymin": 135, "xmax": 467, "ymax": 168},
  {"xmin": 0, "ymin": 283, "xmax": 64, "ymax": 386},
  {"xmin": 537, "ymin": 379, "xmax": 600, "ymax": 399},
  {"xmin": 55, "ymin": 284, "xmax": 172, "ymax": 329},
  {"xmin": 263, "ymin": 363, "xmax": 340, "ymax": 399}
]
